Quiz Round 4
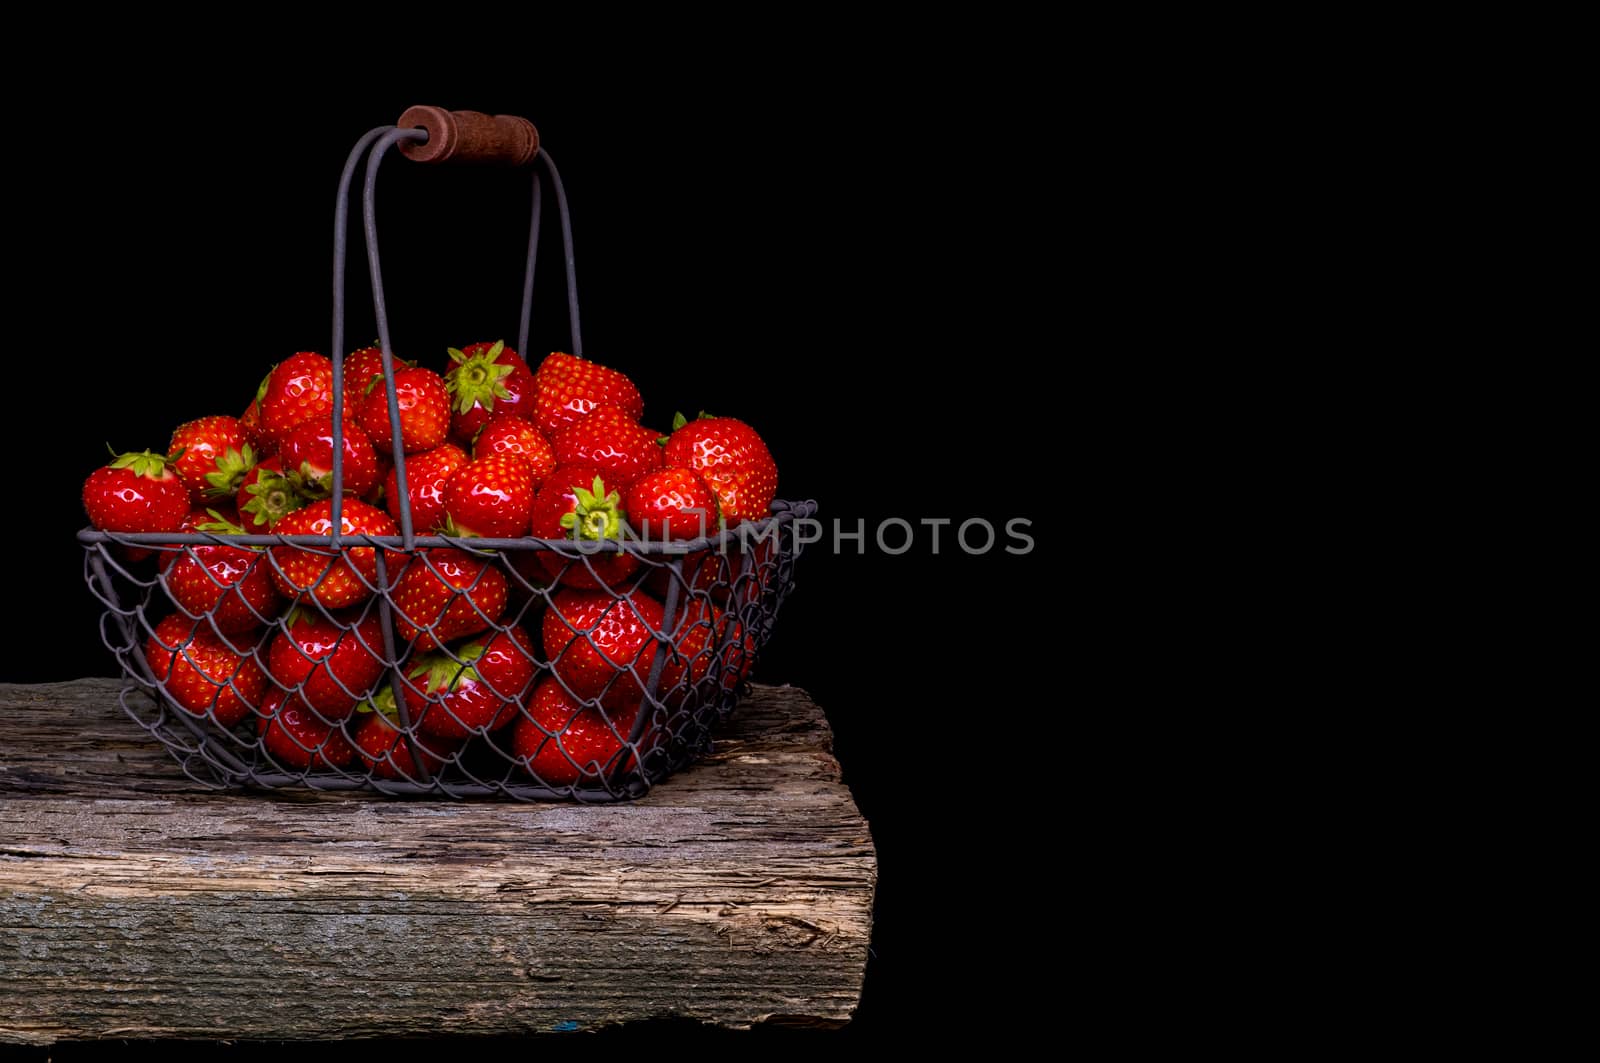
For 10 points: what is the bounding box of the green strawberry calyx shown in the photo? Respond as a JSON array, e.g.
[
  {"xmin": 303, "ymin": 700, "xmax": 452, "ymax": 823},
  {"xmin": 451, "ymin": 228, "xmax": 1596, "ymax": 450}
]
[
  {"xmin": 661, "ymin": 410, "xmax": 715, "ymax": 445},
  {"xmin": 560, "ymin": 476, "xmax": 624, "ymax": 541},
  {"xmin": 240, "ymin": 468, "xmax": 307, "ymax": 528},
  {"xmin": 203, "ymin": 444, "xmax": 258, "ymax": 499},
  {"xmin": 445, "ymin": 340, "xmax": 513, "ymax": 415},
  {"xmin": 355, "ymin": 685, "xmax": 401, "ymax": 723},
  {"xmin": 107, "ymin": 448, "xmax": 178, "ymax": 480},
  {"xmin": 361, "ymin": 357, "xmax": 417, "ymax": 396},
  {"xmin": 440, "ymin": 512, "xmax": 496, "ymax": 541},
  {"xmin": 195, "ymin": 508, "xmax": 248, "ymax": 537},
  {"xmin": 408, "ymin": 641, "xmax": 488, "ymax": 695},
  {"xmin": 286, "ymin": 463, "xmax": 335, "ymax": 499},
  {"xmin": 253, "ymin": 366, "xmax": 275, "ymax": 408}
]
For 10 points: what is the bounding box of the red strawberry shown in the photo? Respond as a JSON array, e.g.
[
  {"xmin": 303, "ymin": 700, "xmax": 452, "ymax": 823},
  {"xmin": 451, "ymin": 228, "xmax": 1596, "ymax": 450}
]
[
  {"xmin": 83, "ymin": 450, "xmax": 190, "ymax": 533},
  {"xmin": 445, "ymin": 340, "xmax": 537, "ymax": 444},
  {"xmin": 266, "ymin": 607, "xmax": 386, "ymax": 718},
  {"xmin": 340, "ymin": 346, "xmax": 390, "ymax": 409},
  {"xmin": 473, "ymin": 415, "xmax": 557, "ymax": 484},
  {"xmin": 527, "ymin": 466, "xmax": 639, "ymax": 590},
  {"xmin": 660, "ymin": 413, "xmax": 778, "ymax": 525},
  {"xmin": 531, "ymin": 351, "xmax": 644, "ymax": 437},
  {"xmin": 279, "ymin": 415, "xmax": 380, "ymax": 499},
  {"xmin": 542, "ymin": 589, "xmax": 665, "ymax": 706},
  {"xmin": 401, "ymin": 627, "xmax": 538, "ymax": 740},
  {"xmin": 256, "ymin": 352, "xmax": 335, "ymax": 451},
  {"xmin": 350, "ymin": 687, "xmax": 459, "ymax": 780},
  {"xmin": 161, "ymin": 509, "xmax": 280, "ymax": 632},
  {"xmin": 550, "ymin": 405, "xmax": 664, "ymax": 490},
  {"xmin": 625, "ymin": 467, "xmax": 721, "ymax": 541},
  {"xmin": 359, "ymin": 365, "xmax": 451, "ymax": 455},
  {"xmin": 144, "ymin": 613, "xmax": 266, "ymax": 727},
  {"xmin": 236, "ymin": 455, "xmax": 305, "ymax": 529},
  {"xmin": 239, "ymin": 396, "xmax": 271, "ymax": 457},
  {"xmin": 257, "ymin": 687, "xmax": 357, "ymax": 770},
  {"xmin": 268, "ymin": 499, "xmax": 398, "ymax": 609},
  {"xmin": 391, "ymin": 548, "xmax": 508, "ymax": 651},
  {"xmin": 384, "ymin": 443, "xmax": 469, "ymax": 534},
  {"xmin": 442, "ymin": 454, "xmax": 534, "ymax": 539},
  {"xmin": 511, "ymin": 678, "xmax": 644, "ymax": 787},
  {"xmin": 169, "ymin": 416, "xmax": 252, "ymax": 504}
]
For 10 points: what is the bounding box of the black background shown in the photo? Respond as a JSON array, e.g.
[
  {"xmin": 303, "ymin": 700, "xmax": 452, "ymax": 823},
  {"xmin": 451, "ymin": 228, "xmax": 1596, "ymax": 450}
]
[{"xmin": 5, "ymin": 51, "xmax": 1061, "ymax": 1047}]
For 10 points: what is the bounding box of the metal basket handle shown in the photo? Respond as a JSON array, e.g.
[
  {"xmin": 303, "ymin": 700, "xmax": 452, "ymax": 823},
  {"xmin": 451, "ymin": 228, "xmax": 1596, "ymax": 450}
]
[{"xmin": 329, "ymin": 107, "xmax": 584, "ymax": 544}]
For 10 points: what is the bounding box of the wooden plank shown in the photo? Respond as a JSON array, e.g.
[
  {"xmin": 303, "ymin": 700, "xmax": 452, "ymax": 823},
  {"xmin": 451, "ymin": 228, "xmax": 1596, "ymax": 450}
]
[{"xmin": 0, "ymin": 679, "xmax": 873, "ymax": 1043}]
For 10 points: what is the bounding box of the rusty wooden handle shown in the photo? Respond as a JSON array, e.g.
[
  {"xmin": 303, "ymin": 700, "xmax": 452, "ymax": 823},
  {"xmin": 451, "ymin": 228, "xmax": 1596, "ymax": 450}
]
[{"xmin": 396, "ymin": 106, "xmax": 540, "ymax": 166}]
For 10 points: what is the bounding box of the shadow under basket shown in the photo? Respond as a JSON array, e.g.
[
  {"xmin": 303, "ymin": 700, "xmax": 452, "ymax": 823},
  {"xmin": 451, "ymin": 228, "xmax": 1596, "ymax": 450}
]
[{"xmin": 78, "ymin": 499, "xmax": 814, "ymax": 802}]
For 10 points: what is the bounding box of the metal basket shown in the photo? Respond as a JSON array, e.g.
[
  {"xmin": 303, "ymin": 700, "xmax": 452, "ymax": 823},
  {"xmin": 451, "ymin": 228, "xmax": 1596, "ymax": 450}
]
[{"xmin": 77, "ymin": 108, "xmax": 812, "ymax": 801}]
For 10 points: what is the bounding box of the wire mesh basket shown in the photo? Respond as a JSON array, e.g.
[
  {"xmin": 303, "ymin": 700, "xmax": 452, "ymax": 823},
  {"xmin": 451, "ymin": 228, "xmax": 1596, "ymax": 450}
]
[{"xmin": 77, "ymin": 107, "xmax": 812, "ymax": 801}]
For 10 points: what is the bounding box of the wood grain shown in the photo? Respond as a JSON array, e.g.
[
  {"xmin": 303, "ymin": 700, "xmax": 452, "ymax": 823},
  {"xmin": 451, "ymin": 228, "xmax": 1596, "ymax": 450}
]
[{"xmin": 0, "ymin": 679, "xmax": 873, "ymax": 1043}]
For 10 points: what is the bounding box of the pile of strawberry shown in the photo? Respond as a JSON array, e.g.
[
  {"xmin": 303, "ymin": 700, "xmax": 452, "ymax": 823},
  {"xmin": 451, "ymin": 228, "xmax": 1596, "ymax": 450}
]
[{"xmin": 81, "ymin": 341, "xmax": 780, "ymax": 791}]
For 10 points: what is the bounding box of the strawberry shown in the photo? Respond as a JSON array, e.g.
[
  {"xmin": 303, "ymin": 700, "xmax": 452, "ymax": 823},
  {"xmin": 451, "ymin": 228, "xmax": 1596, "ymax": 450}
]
[
  {"xmin": 473, "ymin": 415, "xmax": 557, "ymax": 484},
  {"xmin": 527, "ymin": 465, "xmax": 639, "ymax": 590},
  {"xmin": 383, "ymin": 443, "xmax": 469, "ymax": 534},
  {"xmin": 444, "ymin": 340, "xmax": 538, "ymax": 444},
  {"xmin": 550, "ymin": 405, "xmax": 664, "ymax": 490},
  {"xmin": 83, "ymin": 449, "xmax": 190, "ymax": 534},
  {"xmin": 256, "ymin": 352, "xmax": 335, "ymax": 451},
  {"xmin": 239, "ymin": 396, "xmax": 271, "ymax": 458},
  {"xmin": 257, "ymin": 686, "xmax": 356, "ymax": 770},
  {"xmin": 531, "ymin": 351, "xmax": 644, "ymax": 437},
  {"xmin": 401, "ymin": 627, "xmax": 538, "ymax": 740},
  {"xmin": 358, "ymin": 365, "xmax": 451, "ymax": 455},
  {"xmin": 161, "ymin": 509, "xmax": 280, "ymax": 633},
  {"xmin": 340, "ymin": 346, "xmax": 390, "ymax": 410},
  {"xmin": 266, "ymin": 607, "xmax": 386, "ymax": 718},
  {"xmin": 541, "ymin": 589, "xmax": 665, "ymax": 706},
  {"xmin": 625, "ymin": 467, "xmax": 721, "ymax": 541},
  {"xmin": 236, "ymin": 455, "xmax": 305, "ymax": 529},
  {"xmin": 350, "ymin": 686, "xmax": 459, "ymax": 780},
  {"xmin": 511, "ymin": 677, "xmax": 644, "ymax": 787},
  {"xmin": 660, "ymin": 413, "xmax": 778, "ymax": 525},
  {"xmin": 268, "ymin": 499, "xmax": 398, "ymax": 609},
  {"xmin": 279, "ymin": 415, "xmax": 380, "ymax": 499},
  {"xmin": 169, "ymin": 416, "xmax": 251, "ymax": 504},
  {"xmin": 144, "ymin": 613, "xmax": 266, "ymax": 727},
  {"xmin": 543, "ymin": 588, "xmax": 722, "ymax": 710},
  {"xmin": 442, "ymin": 454, "xmax": 534, "ymax": 539},
  {"xmin": 391, "ymin": 548, "xmax": 508, "ymax": 651}
]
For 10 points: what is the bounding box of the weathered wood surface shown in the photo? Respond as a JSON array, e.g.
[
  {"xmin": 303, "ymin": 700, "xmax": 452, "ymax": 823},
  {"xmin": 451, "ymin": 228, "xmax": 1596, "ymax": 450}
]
[{"xmin": 0, "ymin": 679, "xmax": 874, "ymax": 1043}]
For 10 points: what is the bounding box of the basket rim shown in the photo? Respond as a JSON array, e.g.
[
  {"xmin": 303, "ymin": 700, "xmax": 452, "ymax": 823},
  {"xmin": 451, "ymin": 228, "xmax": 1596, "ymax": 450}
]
[{"xmin": 77, "ymin": 498, "xmax": 817, "ymax": 554}]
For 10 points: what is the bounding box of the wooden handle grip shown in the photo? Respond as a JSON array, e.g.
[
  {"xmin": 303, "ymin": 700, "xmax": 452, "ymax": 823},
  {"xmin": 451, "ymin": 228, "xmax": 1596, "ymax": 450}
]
[{"xmin": 396, "ymin": 106, "xmax": 540, "ymax": 166}]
